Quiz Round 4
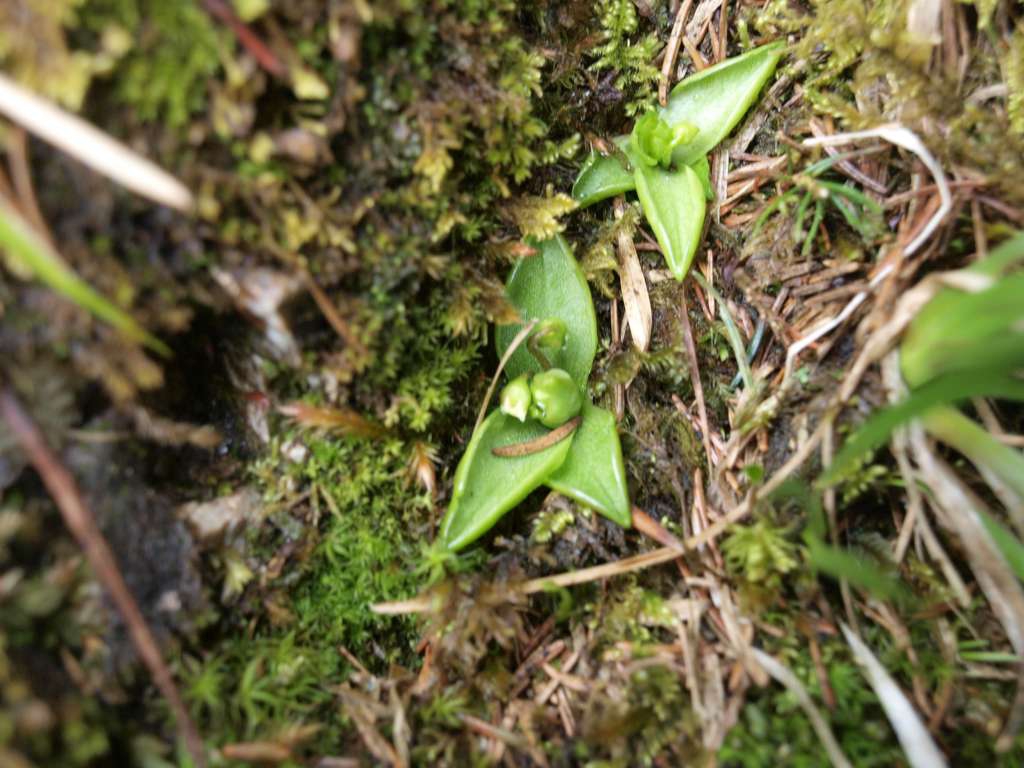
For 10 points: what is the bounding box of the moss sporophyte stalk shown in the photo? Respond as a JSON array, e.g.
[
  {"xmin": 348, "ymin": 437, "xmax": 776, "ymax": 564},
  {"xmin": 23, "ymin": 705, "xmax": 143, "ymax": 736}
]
[{"xmin": 439, "ymin": 44, "xmax": 782, "ymax": 553}]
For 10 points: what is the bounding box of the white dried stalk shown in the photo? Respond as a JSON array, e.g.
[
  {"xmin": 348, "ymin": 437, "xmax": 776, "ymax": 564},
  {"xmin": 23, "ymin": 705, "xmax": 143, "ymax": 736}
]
[{"xmin": 0, "ymin": 73, "xmax": 193, "ymax": 211}]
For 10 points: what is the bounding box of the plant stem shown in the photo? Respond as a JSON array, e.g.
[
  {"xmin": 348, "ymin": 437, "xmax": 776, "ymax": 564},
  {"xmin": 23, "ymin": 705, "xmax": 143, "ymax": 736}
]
[
  {"xmin": 924, "ymin": 405, "xmax": 1024, "ymax": 535},
  {"xmin": 527, "ymin": 333, "xmax": 553, "ymax": 370}
]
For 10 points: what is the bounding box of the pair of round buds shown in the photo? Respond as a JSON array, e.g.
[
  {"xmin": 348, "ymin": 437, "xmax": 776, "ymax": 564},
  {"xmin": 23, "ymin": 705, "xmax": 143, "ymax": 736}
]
[
  {"xmin": 500, "ymin": 318, "xmax": 582, "ymax": 428},
  {"xmin": 500, "ymin": 369, "xmax": 582, "ymax": 428}
]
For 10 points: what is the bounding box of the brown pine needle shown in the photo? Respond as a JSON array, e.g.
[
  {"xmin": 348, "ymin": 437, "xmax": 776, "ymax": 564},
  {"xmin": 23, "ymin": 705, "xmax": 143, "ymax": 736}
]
[
  {"xmin": 201, "ymin": 0, "xmax": 287, "ymax": 78},
  {"xmin": 659, "ymin": 0, "xmax": 694, "ymax": 106},
  {"xmin": 0, "ymin": 386, "xmax": 206, "ymax": 767}
]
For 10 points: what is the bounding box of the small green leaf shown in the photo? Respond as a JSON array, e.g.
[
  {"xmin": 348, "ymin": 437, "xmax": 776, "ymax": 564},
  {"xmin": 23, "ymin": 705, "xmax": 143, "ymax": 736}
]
[
  {"xmin": 441, "ymin": 410, "xmax": 573, "ymax": 552},
  {"xmin": 547, "ymin": 402, "xmax": 631, "ymax": 527},
  {"xmin": 661, "ymin": 41, "xmax": 784, "ymax": 166},
  {"xmin": 634, "ymin": 163, "xmax": 706, "ymax": 280},
  {"xmin": 571, "ymin": 144, "xmax": 635, "ymax": 207},
  {"xmin": 495, "ymin": 235, "xmax": 598, "ymax": 388}
]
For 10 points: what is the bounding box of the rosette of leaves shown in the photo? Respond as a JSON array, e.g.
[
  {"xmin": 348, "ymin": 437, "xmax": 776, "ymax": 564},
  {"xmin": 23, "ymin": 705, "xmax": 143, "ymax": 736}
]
[
  {"xmin": 572, "ymin": 42, "xmax": 784, "ymax": 280},
  {"xmin": 440, "ymin": 235, "xmax": 630, "ymax": 551}
]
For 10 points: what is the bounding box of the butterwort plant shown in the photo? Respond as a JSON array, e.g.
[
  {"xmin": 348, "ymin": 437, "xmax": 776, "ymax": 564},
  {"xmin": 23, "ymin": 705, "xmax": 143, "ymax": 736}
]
[
  {"xmin": 572, "ymin": 42, "xmax": 784, "ymax": 280},
  {"xmin": 440, "ymin": 235, "xmax": 631, "ymax": 551},
  {"xmin": 437, "ymin": 44, "xmax": 784, "ymax": 551}
]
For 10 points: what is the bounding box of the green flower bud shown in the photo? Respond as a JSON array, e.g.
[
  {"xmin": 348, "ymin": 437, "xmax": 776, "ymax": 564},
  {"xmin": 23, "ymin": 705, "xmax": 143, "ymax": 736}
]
[
  {"xmin": 631, "ymin": 111, "xmax": 698, "ymax": 168},
  {"xmin": 499, "ymin": 374, "xmax": 532, "ymax": 422},
  {"xmin": 528, "ymin": 368, "xmax": 583, "ymax": 428},
  {"xmin": 533, "ymin": 318, "xmax": 567, "ymax": 354}
]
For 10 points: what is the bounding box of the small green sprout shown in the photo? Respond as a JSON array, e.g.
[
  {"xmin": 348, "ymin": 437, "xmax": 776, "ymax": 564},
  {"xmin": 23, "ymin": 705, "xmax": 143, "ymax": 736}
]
[
  {"xmin": 527, "ymin": 317, "xmax": 568, "ymax": 369},
  {"xmin": 630, "ymin": 111, "xmax": 697, "ymax": 168},
  {"xmin": 572, "ymin": 42, "xmax": 784, "ymax": 279},
  {"xmin": 751, "ymin": 152, "xmax": 885, "ymax": 256}
]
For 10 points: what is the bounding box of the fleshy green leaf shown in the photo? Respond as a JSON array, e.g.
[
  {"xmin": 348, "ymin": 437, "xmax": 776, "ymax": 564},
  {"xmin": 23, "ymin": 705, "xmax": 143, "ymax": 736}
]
[
  {"xmin": 634, "ymin": 163, "xmax": 706, "ymax": 280},
  {"xmin": 661, "ymin": 41, "xmax": 784, "ymax": 166},
  {"xmin": 571, "ymin": 142, "xmax": 635, "ymax": 207},
  {"xmin": 547, "ymin": 402, "xmax": 631, "ymax": 527},
  {"xmin": 440, "ymin": 410, "xmax": 573, "ymax": 551},
  {"xmin": 495, "ymin": 235, "xmax": 598, "ymax": 388},
  {"xmin": 901, "ymin": 269, "xmax": 1024, "ymax": 387}
]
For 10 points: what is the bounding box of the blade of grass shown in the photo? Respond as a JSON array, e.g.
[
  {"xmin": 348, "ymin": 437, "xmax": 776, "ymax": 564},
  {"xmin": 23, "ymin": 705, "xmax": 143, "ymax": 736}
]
[
  {"xmin": 977, "ymin": 508, "xmax": 1024, "ymax": 582},
  {"xmin": 692, "ymin": 271, "xmax": 754, "ymax": 390},
  {"xmin": 0, "ymin": 199, "xmax": 170, "ymax": 356},
  {"xmin": 821, "ymin": 370, "xmax": 1024, "ymax": 486},
  {"xmin": 802, "ymin": 199, "xmax": 826, "ymax": 257}
]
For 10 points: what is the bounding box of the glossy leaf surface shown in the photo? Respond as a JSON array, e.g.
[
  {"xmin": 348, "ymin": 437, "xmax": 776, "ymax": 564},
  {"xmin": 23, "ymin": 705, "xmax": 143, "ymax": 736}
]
[
  {"xmin": 661, "ymin": 41, "xmax": 784, "ymax": 166},
  {"xmin": 547, "ymin": 402, "xmax": 631, "ymax": 527},
  {"xmin": 495, "ymin": 235, "xmax": 598, "ymax": 388},
  {"xmin": 441, "ymin": 410, "xmax": 573, "ymax": 551},
  {"xmin": 571, "ymin": 141, "xmax": 634, "ymax": 207},
  {"xmin": 634, "ymin": 163, "xmax": 706, "ymax": 280}
]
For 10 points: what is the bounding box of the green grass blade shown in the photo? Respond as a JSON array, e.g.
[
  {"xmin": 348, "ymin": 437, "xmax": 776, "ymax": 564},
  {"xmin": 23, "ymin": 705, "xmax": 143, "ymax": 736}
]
[
  {"xmin": 806, "ymin": 538, "xmax": 906, "ymax": 601},
  {"xmin": 0, "ymin": 199, "xmax": 170, "ymax": 356},
  {"xmin": 977, "ymin": 507, "xmax": 1024, "ymax": 583},
  {"xmin": 802, "ymin": 199, "xmax": 825, "ymax": 257},
  {"xmin": 821, "ymin": 370, "xmax": 1024, "ymax": 486}
]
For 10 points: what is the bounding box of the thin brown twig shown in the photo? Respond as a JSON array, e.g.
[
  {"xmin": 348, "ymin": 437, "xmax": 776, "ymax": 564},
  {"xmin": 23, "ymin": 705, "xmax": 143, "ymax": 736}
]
[
  {"xmin": 473, "ymin": 319, "xmax": 538, "ymax": 437},
  {"xmin": 631, "ymin": 506, "xmax": 685, "ymax": 550},
  {"xmin": 0, "ymin": 386, "xmax": 206, "ymax": 767},
  {"xmin": 305, "ymin": 276, "xmax": 366, "ymax": 355},
  {"xmin": 659, "ymin": 0, "xmax": 694, "ymax": 106},
  {"xmin": 201, "ymin": 0, "xmax": 286, "ymax": 78},
  {"xmin": 6, "ymin": 126, "xmax": 52, "ymax": 243}
]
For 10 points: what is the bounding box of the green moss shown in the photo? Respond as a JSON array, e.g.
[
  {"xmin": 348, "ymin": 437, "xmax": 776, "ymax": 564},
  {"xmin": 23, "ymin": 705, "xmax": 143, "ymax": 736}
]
[
  {"xmin": 753, "ymin": 0, "xmax": 1024, "ymax": 207},
  {"xmin": 82, "ymin": 0, "xmax": 224, "ymax": 128},
  {"xmin": 589, "ymin": 0, "xmax": 663, "ymax": 116}
]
